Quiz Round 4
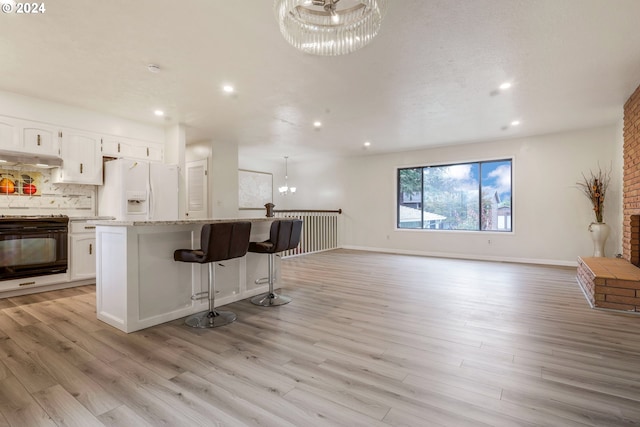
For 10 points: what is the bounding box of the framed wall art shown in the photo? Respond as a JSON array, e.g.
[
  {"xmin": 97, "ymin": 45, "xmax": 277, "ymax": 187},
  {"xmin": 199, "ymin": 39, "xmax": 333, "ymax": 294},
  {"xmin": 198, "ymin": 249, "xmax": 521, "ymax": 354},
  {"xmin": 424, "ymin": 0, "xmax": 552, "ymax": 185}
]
[{"xmin": 238, "ymin": 169, "xmax": 273, "ymax": 210}]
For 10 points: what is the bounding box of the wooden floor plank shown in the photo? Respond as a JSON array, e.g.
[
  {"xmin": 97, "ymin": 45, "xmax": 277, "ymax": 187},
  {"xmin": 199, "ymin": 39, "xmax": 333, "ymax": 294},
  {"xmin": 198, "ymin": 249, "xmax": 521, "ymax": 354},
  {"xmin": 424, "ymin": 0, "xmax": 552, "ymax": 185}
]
[
  {"xmin": 78, "ymin": 358, "xmax": 209, "ymax": 426},
  {"xmin": 172, "ymin": 370, "xmax": 299, "ymax": 427},
  {"xmin": 108, "ymin": 357, "xmax": 253, "ymax": 426},
  {"xmin": 47, "ymin": 319, "xmax": 127, "ymax": 363},
  {"xmin": 0, "ymin": 375, "xmax": 56, "ymax": 427},
  {"xmin": 96, "ymin": 404, "xmax": 156, "ymax": 427},
  {"xmin": 0, "ymin": 341, "xmax": 57, "ymax": 394},
  {"xmin": 29, "ymin": 348, "xmax": 122, "ymax": 417},
  {"xmin": 282, "ymin": 387, "xmax": 389, "ymax": 427},
  {"xmin": 32, "ymin": 384, "xmax": 105, "ymax": 427}
]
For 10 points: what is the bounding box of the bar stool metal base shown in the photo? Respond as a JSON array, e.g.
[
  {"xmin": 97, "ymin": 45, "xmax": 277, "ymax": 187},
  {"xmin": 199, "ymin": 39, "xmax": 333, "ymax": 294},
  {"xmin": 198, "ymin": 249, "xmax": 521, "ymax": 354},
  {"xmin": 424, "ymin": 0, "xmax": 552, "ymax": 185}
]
[
  {"xmin": 251, "ymin": 292, "xmax": 292, "ymax": 307},
  {"xmin": 185, "ymin": 310, "xmax": 236, "ymax": 328}
]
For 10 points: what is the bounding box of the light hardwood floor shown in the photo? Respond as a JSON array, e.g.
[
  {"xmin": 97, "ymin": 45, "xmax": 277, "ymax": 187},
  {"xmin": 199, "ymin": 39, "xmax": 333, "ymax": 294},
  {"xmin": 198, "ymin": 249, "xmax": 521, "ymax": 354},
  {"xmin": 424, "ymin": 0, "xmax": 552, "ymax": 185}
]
[{"xmin": 0, "ymin": 249, "xmax": 639, "ymax": 426}]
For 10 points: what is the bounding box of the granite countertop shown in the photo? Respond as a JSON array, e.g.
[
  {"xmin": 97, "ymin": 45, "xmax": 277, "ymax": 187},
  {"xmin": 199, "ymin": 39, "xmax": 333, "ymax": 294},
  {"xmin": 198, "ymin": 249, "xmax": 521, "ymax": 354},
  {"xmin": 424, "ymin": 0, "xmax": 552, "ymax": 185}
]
[
  {"xmin": 69, "ymin": 216, "xmax": 115, "ymax": 221},
  {"xmin": 89, "ymin": 217, "xmax": 273, "ymax": 226}
]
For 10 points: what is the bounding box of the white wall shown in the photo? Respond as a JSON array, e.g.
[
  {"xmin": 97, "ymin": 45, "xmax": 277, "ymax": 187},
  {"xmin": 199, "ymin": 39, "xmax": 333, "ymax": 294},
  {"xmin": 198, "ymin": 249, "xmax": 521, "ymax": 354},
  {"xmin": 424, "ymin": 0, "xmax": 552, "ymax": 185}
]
[
  {"xmin": 0, "ymin": 90, "xmax": 164, "ymax": 143},
  {"xmin": 342, "ymin": 125, "xmax": 623, "ymax": 266},
  {"xmin": 210, "ymin": 139, "xmax": 240, "ymax": 218},
  {"xmin": 238, "ymin": 154, "xmax": 349, "ymax": 214},
  {"xmin": 187, "ymin": 139, "xmax": 241, "ymax": 219},
  {"xmin": 165, "ymin": 124, "xmax": 187, "ymax": 217}
]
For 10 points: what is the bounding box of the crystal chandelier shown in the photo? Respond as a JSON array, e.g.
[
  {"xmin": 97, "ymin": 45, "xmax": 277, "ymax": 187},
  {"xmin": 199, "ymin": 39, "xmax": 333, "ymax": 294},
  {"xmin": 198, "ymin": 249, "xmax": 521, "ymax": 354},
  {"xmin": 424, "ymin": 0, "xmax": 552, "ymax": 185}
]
[
  {"xmin": 278, "ymin": 156, "xmax": 297, "ymax": 195},
  {"xmin": 274, "ymin": 0, "xmax": 388, "ymax": 56}
]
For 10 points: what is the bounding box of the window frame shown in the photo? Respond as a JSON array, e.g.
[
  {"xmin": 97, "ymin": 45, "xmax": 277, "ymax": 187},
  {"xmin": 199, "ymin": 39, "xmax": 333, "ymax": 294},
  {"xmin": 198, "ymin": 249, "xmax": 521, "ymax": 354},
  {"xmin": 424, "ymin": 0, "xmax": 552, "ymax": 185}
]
[{"xmin": 396, "ymin": 158, "xmax": 513, "ymax": 232}]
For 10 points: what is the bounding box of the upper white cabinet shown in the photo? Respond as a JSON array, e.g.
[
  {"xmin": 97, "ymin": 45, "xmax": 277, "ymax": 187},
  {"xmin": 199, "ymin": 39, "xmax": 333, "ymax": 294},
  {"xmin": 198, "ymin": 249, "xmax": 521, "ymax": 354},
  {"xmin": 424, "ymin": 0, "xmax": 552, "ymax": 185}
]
[
  {"xmin": 0, "ymin": 116, "xmax": 21, "ymax": 150},
  {"xmin": 22, "ymin": 123, "xmax": 60, "ymax": 156},
  {"xmin": 0, "ymin": 115, "xmax": 60, "ymax": 156},
  {"xmin": 101, "ymin": 137, "xmax": 133, "ymax": 157},
  {"xmin": 0, "ymin": 114, "xmax": 162, "ymax": 181},
  {"xmin": 102, "ymin": 136, "xmax": 163, "ymax": 162},
  {"xmin": 53, "ymin": 129, "xmax": 102, "ymax": 185},
  {"xmin": 133, "ymin": 142, "xmax": 163, "ymax": 162}
]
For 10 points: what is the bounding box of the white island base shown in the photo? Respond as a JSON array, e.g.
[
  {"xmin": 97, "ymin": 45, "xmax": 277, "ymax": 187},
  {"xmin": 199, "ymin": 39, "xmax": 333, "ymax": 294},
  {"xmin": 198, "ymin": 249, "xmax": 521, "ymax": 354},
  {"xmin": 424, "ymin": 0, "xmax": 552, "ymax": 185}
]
[{"xmin": 93, "ymin": 219, "xmax": 275, "ymax": 333}]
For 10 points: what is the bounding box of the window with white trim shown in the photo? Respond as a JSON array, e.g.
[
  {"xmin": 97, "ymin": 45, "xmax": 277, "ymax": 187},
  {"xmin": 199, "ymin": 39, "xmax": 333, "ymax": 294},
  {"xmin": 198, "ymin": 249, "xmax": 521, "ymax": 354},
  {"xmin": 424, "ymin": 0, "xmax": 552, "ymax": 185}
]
[{"xmin": 397, "ymin": 159, "xmax": 512, "ymax": 231}]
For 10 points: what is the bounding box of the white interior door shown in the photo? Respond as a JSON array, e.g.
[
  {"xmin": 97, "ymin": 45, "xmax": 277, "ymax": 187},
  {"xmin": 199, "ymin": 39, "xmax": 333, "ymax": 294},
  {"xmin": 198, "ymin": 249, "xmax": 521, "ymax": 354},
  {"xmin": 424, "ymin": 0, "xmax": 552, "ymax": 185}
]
[{"xmin": 186, "ymin": 158, "xmax": 208, "ymax": 219}]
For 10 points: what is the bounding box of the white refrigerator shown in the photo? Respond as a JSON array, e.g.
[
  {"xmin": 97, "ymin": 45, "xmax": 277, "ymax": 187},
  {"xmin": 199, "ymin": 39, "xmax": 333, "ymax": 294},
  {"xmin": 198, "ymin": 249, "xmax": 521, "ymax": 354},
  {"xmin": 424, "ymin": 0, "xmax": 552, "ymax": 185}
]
[{"xmin": 98, "ymin": 159, "xmax": 179, "ymax": 221}]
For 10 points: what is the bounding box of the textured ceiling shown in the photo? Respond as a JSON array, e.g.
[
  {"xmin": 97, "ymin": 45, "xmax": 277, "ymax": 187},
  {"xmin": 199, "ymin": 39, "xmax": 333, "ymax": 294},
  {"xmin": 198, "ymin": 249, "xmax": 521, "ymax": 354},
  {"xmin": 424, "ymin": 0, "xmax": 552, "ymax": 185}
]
[{"xmin": 1, "ymin": 0, "xmax": 640, "ymax": 160}]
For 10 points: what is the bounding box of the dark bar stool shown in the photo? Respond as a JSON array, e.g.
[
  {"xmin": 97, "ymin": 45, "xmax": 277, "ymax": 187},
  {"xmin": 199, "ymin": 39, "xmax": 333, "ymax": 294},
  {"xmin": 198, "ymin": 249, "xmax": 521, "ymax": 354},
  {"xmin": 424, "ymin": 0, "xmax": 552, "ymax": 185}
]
[
  {"xmin": 249, "ymin": 219, "xmax": 302, "ymax": 306},
  {"xmin": 174, "ymin": 221, "xmax": 251, "ymax": 328}
]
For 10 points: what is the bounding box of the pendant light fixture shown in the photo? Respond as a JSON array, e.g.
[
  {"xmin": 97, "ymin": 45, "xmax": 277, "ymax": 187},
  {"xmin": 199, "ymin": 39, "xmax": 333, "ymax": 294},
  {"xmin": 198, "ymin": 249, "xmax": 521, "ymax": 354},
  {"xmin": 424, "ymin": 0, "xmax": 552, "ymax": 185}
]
[
  {"xmin": 274, "ymin": 0, "xmax": 388, "ymax": 56},
  {"xmin": 278, "ymin": 156, "xmax": 296, "ymax": 195}
]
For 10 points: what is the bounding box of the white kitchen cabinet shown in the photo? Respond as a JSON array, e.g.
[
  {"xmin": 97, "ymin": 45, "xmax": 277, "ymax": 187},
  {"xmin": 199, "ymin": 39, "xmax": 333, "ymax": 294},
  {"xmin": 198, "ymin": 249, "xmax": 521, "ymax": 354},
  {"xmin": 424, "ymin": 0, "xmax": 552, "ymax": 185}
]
[
  {"xmin": 53, "ymin": 129, "xmax": 102, "ymax": 185},
  {"xmin": 0, "ymin": 116, "xmax": 21, "ymax": 150},
  {"xmin": 102, "ymin": 136, "xmax": 163, "ymax": 162},
  {"xmin": 69, "ymin": 221, "xmax": 96, "ymax": 281},
  {"xmin": 102, "ymin": 137, "xmax": 135, "ymax": 158},
  {"xmin": 134, "ymin": 142, "xmax": 163, "ymax": 162},
  {"xmin": 21, "ymin": 122, "xmax": 60, "ymax": 156},
  {"xmin": 0, "ymin": 116, "xmax": 61, "ymax": 156}
]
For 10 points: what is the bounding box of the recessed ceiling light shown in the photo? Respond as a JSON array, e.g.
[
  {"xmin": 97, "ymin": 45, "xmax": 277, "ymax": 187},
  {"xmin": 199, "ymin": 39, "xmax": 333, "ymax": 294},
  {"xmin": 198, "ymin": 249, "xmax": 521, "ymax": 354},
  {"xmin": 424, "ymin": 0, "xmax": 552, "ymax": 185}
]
[
  {"xmin": 222, "ymin": 85, "xmax": 234, "ymax": 93},
  {"xmin": 499, "ymin": 82, "xmax": 512, "ymax": 90},
  {"xmin": 511, "ymin": 120, "xmax": 520, "ymax": 126},
  {"xmin": 147, "ymin": 64, "xmax": 161, "ymax": 73},
  {"xmin": 154, "ymin": 110, "xmax": 164, "ymax": 116},
  {"xmin": 313, "ymin": 121, "xmax": 322, "ymax": 128},
  {"xmin": 363, "ymin": 141, "xmax": 371, "ymax": 147}
]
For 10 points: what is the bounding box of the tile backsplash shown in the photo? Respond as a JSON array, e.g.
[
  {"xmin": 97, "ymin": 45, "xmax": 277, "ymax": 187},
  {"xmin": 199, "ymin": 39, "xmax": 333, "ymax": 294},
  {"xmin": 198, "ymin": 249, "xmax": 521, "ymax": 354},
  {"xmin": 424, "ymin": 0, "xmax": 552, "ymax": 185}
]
[{"xmin": 0, "ymin": 165, "xmax": 95, "ymax": 216}]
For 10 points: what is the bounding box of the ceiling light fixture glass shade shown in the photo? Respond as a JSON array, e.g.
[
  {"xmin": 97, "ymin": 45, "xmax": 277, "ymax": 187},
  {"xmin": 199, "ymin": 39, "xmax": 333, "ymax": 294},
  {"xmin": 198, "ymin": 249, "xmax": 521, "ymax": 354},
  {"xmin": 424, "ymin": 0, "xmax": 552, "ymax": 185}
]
[
  {"xmin": 278, "ymin": 156, "xmax": 296, "ymax": 195},
  {"xmin": 274, "ymin": 0, "xmax": 388, "ymax": 56}
]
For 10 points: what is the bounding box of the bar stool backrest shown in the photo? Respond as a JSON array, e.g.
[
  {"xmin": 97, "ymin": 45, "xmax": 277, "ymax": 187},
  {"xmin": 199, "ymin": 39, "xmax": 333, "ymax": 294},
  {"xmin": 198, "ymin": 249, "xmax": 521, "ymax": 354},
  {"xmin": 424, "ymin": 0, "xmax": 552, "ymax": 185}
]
[
  {"xmin": 270, "ymin": 219, "xmax": 303, "ymax": 253},
  {"xmin": 200, "ymin": 222, "xmax": 252, "ymax": 263}
]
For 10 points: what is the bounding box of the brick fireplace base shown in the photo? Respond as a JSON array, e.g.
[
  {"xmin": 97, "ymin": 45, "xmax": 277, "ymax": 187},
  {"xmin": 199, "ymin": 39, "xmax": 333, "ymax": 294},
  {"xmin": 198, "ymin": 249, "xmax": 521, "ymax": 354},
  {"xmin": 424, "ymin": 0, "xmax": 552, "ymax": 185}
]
[{"xmin": 577, "ymin": 256, "xmax": 640, "ymax": 311}]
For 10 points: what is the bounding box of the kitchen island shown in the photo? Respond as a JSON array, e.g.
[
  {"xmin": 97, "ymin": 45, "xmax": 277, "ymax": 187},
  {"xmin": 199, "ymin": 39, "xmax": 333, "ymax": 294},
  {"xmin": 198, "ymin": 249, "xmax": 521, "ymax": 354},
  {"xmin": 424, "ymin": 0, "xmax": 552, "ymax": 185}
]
[{"xmin": 91, "ymin": 218, "xmax": 275, "ymax": 332}]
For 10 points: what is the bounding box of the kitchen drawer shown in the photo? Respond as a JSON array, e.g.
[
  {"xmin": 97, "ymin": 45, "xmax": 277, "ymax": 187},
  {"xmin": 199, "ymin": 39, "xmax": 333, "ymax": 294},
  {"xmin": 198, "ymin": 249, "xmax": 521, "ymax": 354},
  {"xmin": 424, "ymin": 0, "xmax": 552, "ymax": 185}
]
[
  {"xmin": 0, "ymin": 273, "xmax": 70, "ymax": 293},
  {"xmin": 70, "ymin": 222, "xmax": 97, "ymax": 234}
]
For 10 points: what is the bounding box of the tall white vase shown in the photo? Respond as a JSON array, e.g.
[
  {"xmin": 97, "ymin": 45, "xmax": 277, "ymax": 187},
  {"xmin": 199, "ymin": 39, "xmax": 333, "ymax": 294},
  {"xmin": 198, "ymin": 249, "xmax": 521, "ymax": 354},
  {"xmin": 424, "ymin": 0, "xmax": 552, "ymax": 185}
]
[{"xmin": 589, "ymin": 222, "xmax": 610, "ymax": 257}]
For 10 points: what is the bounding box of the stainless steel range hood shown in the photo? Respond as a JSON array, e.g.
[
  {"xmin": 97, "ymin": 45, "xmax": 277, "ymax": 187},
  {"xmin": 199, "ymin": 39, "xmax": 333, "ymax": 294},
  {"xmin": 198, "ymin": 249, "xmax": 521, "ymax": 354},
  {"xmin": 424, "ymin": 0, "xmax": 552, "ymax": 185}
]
[{"xmin": 0, "ymin": 150, "xmax": 63, "ymax": 168}]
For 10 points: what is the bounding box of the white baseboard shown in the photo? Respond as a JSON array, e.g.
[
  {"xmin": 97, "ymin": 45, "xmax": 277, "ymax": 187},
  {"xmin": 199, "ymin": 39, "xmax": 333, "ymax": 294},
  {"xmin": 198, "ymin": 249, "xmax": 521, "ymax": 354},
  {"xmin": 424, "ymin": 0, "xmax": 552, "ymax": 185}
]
[{"xmin": 339, "ymin": 245, "xmax": 578, "ymax": 267}]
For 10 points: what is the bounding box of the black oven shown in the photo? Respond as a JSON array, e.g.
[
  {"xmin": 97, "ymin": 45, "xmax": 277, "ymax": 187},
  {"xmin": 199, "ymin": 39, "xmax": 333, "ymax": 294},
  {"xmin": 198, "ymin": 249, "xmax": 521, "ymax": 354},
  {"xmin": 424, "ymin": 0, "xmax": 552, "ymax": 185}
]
[{"xmin": 0, "ymin": 215, "xmax": 68, "ymax": 281}]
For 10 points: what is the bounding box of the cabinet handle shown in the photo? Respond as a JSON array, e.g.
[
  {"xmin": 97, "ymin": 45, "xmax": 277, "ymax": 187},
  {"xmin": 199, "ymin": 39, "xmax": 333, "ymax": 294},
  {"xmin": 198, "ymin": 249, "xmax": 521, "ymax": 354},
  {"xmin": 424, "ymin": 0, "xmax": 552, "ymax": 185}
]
[
  {"xmin": 89, "ymin": 243, "xmax": 92, "ymax": 255},
  {"xmin": 19, "ymin": 281, "xmax": 36, "ymax": 287},
  {"xmin": 84, "ymin": 226, "xmax": 96, "ymax": 230},
  {"xmin": 117, "ymin": 143, "xmax": 120, "ymax": 152},
  {"xmin": 37, "ymin": 134, "xmax": 41, "ymax": 146},
  {"xmin": 80, "ymin": 163, "xmax": 83, "ymax": 174},
  {"xmin": 147, "ymin": 147, "xmax": 149, "ymax": 156}
]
